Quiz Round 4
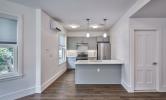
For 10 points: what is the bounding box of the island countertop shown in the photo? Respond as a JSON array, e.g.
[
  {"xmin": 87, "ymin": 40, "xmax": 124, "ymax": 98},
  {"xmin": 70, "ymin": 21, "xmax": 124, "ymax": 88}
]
[{"xmin": 75, "ymin": 60, "xmax": 123, "ymax": 65}]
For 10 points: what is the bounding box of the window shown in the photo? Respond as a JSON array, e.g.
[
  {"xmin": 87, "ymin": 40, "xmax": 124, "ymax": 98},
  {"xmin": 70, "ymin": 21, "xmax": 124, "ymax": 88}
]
[
  {"xmin": 59, "ymin": 33, "xmax": 66, "ymax": 64},
  {"xmin": 0, "ymin": 12, "xmax": 22, "ymax": 80},
  {"xmin": 0, "ymin": 45, "xmax": 16, "ymax": 74}
]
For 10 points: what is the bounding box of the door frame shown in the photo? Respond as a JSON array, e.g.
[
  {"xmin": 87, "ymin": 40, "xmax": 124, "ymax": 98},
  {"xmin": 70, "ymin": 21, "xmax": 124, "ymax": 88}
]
[{"xmin": 130, "ymin": 25, "xmax": 162, "ymax": 92}]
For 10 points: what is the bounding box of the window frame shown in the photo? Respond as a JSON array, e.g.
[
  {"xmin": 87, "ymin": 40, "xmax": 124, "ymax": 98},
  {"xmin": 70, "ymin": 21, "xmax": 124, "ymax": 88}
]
[
  {"xmin": 58, "ymin": 33, "xmax": 66, "ymax": 65},
  {"xmin": 0, "ymin": 11, "xmax": 23, "ymax": 81}
]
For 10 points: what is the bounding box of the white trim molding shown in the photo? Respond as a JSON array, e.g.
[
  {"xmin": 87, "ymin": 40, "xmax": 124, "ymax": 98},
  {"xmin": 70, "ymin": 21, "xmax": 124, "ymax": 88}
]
[
  {"xmin": 35, "ymin": 9, "xmax": 67, "ymax": 93},
  {"xmin": 35, "ymin": 9, "xmax": 42, "ymax": 93},
  {"xmin": 0, "ymin": 87, "xmax": 35, "ymax": 100},
  {"xmin": 129, "ymin": 18, "xmax": 165, "ymax": 92},
  {"xmin": 121, "ymin": 81, "xmax": 133, "ymax": 93},
  {"xmin": 35, "ymin": 66, "xmax": 67, "ymax": 93},
  {"xmin": 41, "ymin": 67, "xmax": 67, "ymax": 92},
  {"xmin": 159, "ymin": 85, "xmax": 166, "ymax": 92},
  {"xmin": 110, "ymin": 0, "xmax": 151, "ymax": 93},
  {"xmin": 0, "ymin": 11, "xmax": 23, "ymax": 81}
]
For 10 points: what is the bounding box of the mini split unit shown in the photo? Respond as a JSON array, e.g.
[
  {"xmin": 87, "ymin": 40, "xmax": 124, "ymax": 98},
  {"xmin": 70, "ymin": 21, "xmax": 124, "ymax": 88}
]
[{"xmin": 50, "ymin": 20, "xmax": 61, "ymax": 32}]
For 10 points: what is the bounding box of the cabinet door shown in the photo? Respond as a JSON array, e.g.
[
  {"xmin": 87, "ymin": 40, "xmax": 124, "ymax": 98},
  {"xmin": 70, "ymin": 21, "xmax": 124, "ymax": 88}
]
[
  {"xmin": 67, "ymin": 37, "xmax": 101, "ymax": 50},
  {"xmin": 103, "ymin": 36, "xmax": 110, "ymax": 42},
  {"xmin": 76, "ymin": 37, "xmax": 84, "ymax": 44},
  {"xmin": 88, "ymin": 37, "xmax": 97, "ymax": 50},
  {"xmin": 67, "ymin": 37, "xmax": 84, "ymax": 50},
  {"xmin": 97, "ymin": 37, "xmax": 103, "ymax": 42},
  {"xmin": 67, "ymin": 37, "xmax": 76, "ymax": 50},
  {"xmin": 97, "ymin": 36, "xmax": 110, "ymax": 42},
  {"xmin": 67, "ymin": 57, "xmax": 76, "ymax": 69}
]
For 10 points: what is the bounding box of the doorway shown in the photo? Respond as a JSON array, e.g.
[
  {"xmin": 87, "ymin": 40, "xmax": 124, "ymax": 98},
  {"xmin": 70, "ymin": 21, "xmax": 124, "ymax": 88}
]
[{"xmin": 134, "ymin": 30, "xmax": 158, "ymax": 91}]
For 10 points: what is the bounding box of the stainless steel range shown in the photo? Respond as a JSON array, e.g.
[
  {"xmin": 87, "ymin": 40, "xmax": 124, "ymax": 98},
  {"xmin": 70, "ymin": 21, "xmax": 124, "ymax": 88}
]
[
  {"xmin": 76, "ymin": 43, "xmax": 88, "ymax": 60},
  {"xmin": 76, "ymin": 52, "xmax": 88, "ymax": 60}
]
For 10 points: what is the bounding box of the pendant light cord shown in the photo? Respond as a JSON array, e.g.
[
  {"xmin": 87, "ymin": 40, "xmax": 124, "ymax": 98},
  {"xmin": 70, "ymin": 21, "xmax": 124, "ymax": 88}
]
[
  {"xmin": 86, "ymin": 18, "xmax": 90, "ymax": 38},
  {"xmin": 86, "ymin": 18, "xmax": 90, "ymax": 31},
  {"xmin": 104, "ymin": 18, "xmax": 107, "ymax": 30}
]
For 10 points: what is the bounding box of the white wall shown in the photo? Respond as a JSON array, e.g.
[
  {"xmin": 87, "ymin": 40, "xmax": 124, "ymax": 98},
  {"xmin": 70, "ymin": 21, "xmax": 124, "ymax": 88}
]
[
  {"xmin": 67, "ymin": 31, "xmax": 109, "ymax": 37},
  {"xmin": 0, "ymin": 1, "xmax": 67, "ymax": 98},
  {"xmin": 0, "ymin": 1, "xmax": 36, "ymax": 99},
  {"xmin": 110, "ymin": 0, "xmax": 151, "ymax": 92},
  {"xmin": 40, "ymin": 10, "xmax": 67, "ymax": 92},
  {"xmin": 130, "ymin": 18, "xmax": 166, "ymax": 91}
]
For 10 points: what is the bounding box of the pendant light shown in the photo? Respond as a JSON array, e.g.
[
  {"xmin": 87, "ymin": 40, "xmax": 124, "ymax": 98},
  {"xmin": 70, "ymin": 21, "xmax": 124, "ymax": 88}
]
[
  {"xmin": 103, "ymin": 33, "xmax": 107, "ymax": 38},
  {"xmin": 86, "ymin": 18, "xmax": 90, "ymax": 38},
  {"xmin": 86, "ymin": 33, "xmax": 90, "ymax": 38},
  {"xmin": 103, "ymin": 19, "xmax": 107, "ymax": 38}
]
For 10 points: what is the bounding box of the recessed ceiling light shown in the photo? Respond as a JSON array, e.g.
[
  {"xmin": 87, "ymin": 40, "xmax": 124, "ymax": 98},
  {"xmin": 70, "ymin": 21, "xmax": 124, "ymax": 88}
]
[
  {"xmin": 90, "ymin": 24, "xmax": 100, "ymax": 29},
  {"xmin": 69, "ymin": 24, "xmax": 80, "ymax": 29}
]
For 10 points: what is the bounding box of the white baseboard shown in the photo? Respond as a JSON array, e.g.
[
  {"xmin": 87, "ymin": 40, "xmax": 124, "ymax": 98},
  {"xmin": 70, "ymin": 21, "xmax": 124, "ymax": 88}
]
[
  {"xmin": 121, "ymin": 82, "xmax": 166, "ymax": 92},
  {"xmin": 35, "ymin": 85, "xmax": 42, "ymax": 93},
  {"xmin": 121, "ymin": 81, "xmax": 133, "ymax": 93},
  {"xmin": 0, "ymin": 87, "xmax": 35, "ymax": 100},
  {"xmin": 159, "ymin": 85, "xmax": 166, "ymax": 92},
  {"xmin": 41, "ymin": 67, "xmax": 67, "ymax": 92}
]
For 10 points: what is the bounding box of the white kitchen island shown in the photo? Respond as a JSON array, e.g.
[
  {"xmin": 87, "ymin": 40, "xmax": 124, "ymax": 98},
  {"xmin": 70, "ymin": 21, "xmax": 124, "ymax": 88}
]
[{"xmin": 75, "ymin": 60, "xmax": 123, "ymax": 84}]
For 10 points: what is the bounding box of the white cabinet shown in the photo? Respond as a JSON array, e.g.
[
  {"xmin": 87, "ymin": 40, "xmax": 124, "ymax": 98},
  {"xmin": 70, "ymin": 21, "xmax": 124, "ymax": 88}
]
[
  {"xmin": 67, "ymin": 57, "xmax": 76, "ymax": 69},
  {"xmin": 88, "ymin": 50, "xmax": 97, "ymax": 57},
  {"xmin": 66, "ymin": 50, "xmax": 77, "ymax": 57},
  {"xmin": 88, "ymin": 50, "xmax": 97, "ymax": 60}
]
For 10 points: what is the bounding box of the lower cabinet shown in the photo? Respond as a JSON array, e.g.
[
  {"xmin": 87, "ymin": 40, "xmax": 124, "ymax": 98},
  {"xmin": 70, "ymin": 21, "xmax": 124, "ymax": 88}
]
[
  {"xmin": 75, "ymin": 64, "xmax": 121, "ymax": 84},
  {"xmin": 67, "ymin": 57, "xmax": 76, "ymax": 69}
]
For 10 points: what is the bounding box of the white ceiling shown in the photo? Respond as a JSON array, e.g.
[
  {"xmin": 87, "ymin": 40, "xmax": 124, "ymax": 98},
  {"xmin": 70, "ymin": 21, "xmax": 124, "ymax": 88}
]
[
  {"xmin": 8, "ymin": 0, "xmax": 137, "ymax": 31},
  {"xmin": 132, "ymin": 0, "xmax": 166, "ymax": 18}
]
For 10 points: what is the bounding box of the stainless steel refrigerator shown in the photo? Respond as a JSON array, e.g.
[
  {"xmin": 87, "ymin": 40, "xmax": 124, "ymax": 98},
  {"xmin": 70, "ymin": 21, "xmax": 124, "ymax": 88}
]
[{"xmin": 97, "ymin": 42, "xmax": 111, "ymax": 60}]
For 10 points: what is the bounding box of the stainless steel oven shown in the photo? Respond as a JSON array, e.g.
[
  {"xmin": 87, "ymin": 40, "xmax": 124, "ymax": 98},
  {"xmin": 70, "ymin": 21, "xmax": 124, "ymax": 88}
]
[{"xmin": 76, "ymin": 52, "xmax": 88, "ymax": 61}]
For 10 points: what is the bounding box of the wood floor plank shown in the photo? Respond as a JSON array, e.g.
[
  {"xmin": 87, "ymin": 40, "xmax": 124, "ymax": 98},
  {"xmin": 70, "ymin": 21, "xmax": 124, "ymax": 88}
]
[{"xmin": 17, "ymin": 70, "xmax": 166, "ymax": 100}]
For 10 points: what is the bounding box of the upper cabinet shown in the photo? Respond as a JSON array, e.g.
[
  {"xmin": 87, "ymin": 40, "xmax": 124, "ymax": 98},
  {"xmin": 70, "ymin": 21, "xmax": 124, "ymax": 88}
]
[
  {"xmin": 87, "ymin": 37, "xmax": 97, "ymax": 50},
  {"xmin": 97, "ymin": 37, "xmax": 109, "ymax": 42},
  {"xmin": 67, "ymin": 36, "xmax": 110, "ymax": 50},
  {"xmin": 67, "ymin": 37, "xmax": 84, "ymax": 50},
  {"xmin": 67, "ymin": 37, "xmax": 75, "ymax": 50}
]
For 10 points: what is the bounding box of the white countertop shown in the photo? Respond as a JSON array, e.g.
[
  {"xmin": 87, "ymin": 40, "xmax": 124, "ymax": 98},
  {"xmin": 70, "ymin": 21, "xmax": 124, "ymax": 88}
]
[{"xmin": 75, "ymin": 60, "xmax": 123, "ymax": 65}]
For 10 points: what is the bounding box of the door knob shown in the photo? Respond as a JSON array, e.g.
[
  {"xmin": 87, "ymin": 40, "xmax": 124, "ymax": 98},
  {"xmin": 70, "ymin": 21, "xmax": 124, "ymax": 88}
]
[{"xmin": 152, "ymin": 62, "xmax": 157, "ymax": 65}]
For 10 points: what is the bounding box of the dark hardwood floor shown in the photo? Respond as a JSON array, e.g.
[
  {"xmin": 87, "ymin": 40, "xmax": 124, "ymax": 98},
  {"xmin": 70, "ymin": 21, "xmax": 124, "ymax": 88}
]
[{"xmin": 18, "ymin": 70, "xmax": 166, "ymax": 100}]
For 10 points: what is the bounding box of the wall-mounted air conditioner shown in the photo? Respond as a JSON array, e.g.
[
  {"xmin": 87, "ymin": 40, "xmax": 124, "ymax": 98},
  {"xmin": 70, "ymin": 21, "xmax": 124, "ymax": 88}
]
[{"xmin": 50, "ymin": 20, "xmax": 61, "ymax": 32}]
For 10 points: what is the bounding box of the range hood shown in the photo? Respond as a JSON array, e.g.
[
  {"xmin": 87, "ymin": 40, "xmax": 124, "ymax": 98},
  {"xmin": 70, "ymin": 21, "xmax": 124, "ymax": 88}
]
[{"xmin": 76, "ymin": 43, "xmax": 88, "ymax": 51}]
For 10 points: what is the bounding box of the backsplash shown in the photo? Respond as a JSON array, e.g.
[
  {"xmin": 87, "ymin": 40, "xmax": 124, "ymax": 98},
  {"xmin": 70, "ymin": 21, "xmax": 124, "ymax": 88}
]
[{"xmin": 67, "ymin": 50, "xmax": 97, "ymax": 57}]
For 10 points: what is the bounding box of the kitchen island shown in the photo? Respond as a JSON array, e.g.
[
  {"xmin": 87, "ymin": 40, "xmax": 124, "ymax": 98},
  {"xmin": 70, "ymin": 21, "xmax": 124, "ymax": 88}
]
[{"xmin": 75, "ymin": 60, "xmax": 123, "ymax": 84}]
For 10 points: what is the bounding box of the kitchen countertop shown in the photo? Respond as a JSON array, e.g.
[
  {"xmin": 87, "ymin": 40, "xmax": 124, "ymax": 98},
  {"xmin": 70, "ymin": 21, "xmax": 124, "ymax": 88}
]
[{"xmin": 75, "ymin": 60, "xmax": 123, "ymax": 65}]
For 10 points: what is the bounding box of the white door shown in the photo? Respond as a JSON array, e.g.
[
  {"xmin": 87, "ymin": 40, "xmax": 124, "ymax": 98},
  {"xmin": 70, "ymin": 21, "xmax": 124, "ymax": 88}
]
[{"xmin": 134, "ymin": 30, "xmax": 157, "ymax": 91}]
